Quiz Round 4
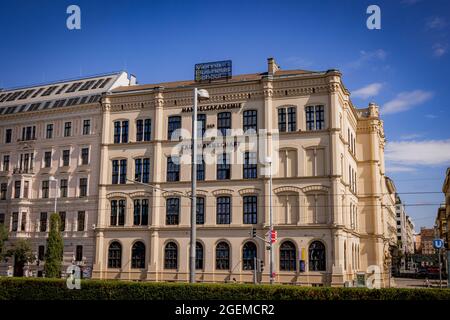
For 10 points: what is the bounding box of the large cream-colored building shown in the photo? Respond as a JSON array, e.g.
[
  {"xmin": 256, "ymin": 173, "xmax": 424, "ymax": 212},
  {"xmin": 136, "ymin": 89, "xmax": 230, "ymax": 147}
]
[
  {"xmin": 0, "ymin": 58, "xmax": 396, "ymax": 286},
  {"xmin": 0, "ymin": 72, "xmax": 134, "ymax": 276},
  {"xmin": 91, "ymin": 58, "xmax": 393, "ymax": 286}
]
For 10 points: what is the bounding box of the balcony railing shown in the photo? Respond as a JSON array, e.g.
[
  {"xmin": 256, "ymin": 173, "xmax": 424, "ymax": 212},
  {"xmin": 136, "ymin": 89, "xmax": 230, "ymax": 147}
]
[{"xmin": 13, "ymin": 168, "xmax": 34, "ymax": 174}]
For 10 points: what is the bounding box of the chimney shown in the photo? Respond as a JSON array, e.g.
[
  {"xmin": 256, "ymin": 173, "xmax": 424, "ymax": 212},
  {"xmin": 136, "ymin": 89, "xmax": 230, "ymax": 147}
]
[
  {"xmin": 267, "ymin": 57, "xmax": 280, "ymax": 75},
  {"xmin": 129, "ymin": 74, "xmax": 137, "ymax": 86}
]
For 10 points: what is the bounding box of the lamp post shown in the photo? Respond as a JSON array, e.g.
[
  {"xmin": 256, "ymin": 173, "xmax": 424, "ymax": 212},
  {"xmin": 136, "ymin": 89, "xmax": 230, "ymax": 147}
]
[
  {"xmin": 265, "ymin": 156, "xmax": 274, "ymax": 284},
  {"xmin": 190, "ymin": 88, "xmax": 209, "ymax": 283},
  {"xmin": 49, "ymin": 176, "xmax": 58, "ymax": 214}
]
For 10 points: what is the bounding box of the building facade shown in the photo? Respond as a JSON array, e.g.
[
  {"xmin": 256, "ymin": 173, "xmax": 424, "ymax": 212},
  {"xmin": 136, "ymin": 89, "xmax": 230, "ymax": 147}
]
[
  {"xmin": 417, "ymin": 227, "xmax": 435, "ymax": 255},
  {"xmin": 0, "ymin": 72, "xmax": 134, "ymax": 277},
  {"xmin": 90, "ymin": 58, "xmax": 392, "ymax": 286},
  {"xmin": 0, "ymin": 58, "xmax": 395, "ymax": 286}
]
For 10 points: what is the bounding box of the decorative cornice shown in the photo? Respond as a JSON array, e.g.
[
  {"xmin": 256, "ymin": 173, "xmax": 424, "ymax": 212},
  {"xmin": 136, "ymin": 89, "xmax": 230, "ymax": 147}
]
[
  {"xmin": 273, "ymin": 186, "xmax": 301, "ymax": 194},
  {"xmin": 238, "ymin": 188, "xmax": 261, "ymax": 196},
  {"xmin": 212, "ymin": 189, "xmax": 235, "ymax": 196},
  {"xmin": 302, "ymin": 185, "xmax": 330, "ymax": 193}
]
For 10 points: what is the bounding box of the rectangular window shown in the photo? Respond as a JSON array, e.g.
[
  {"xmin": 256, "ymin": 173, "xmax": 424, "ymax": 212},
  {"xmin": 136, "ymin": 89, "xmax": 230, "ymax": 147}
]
[
  {"xmin": 38, "ymin": 246, "xmax": 45, "ymax": 261},
  {"xmin": 60, "ymin": 179, "xmax": 68, "ymax": 198},
  {"xmin": 166, "ymin": 198, "xmax": 180, "ymax": 225},
  {"xmin": 217, "ymin": 153, "xmax": 230, "ymax": 180},
  {"xmin": 136, "ymin": 119, "xmax": 143, "ymax": 142},
  {"xmin": 40, "ymin": 212, "xmax": 47, "ymax": 232},
  {"xmin": 44, "ymin": 151, "xmax": 52, "ymax": 168},
  {"xmin": 217, "ymin": 196, "xmax": 231, "ymax": 224},
  {"xmin": 133, "ymin": 199, "xmax": 149, "ymax": 226},
  {"xmin": 79, "ymin": 178, "xmax": 88, "ymax": 197},
  {"xmin": 134, "ymin": 158, "xmax": 150, "ymax": 183},
  {"xmin": 21, "ymin": 126, "xmax": 36, "ymax": 141},
  {"xmin": 144, "ymin": 119, "xmax": 151, "ymax": 141},
  {"xmin": 75, "ymin": 245, "xmax": 83, "ymax": 262},
  {"xmin": 82, "ymin": 119, "xmax": 90, "ymax": 135},
  {"xmin": 42, "ymin": 180, "xmax": 49, "ymax": 198},
  {"xmin": 77, "ymin": 211, "xmax": 85, "ymax": 231},
  {"xmin": 5, "ymin": 129, "xmax": 12, "ymax": 143},
  {"xmin": 23, "ymin": 181, "xmax": 29, "ymax": 198},
  {"xmin": 168, "ymin": 116, "xmax": 181, "ymax": 140},
  {"xmin": 64, "ymin": 122, "xmax": 72, "ymax": 137},
  {"xmin": 0, "ymin": 213, "xmax": 4, "ymax": 225},
  {"xmin": 121, "ymin": 120, "xmax": 129, "ymax": 143},
  {"xmin": 112, "ymin": 160, "xmax": 119, "ymax": 184},
  {"xmin": 243, "ymin": 110, "xmax": 257, "ymax": 132},
  {"xmin": 243, "ymin": 196, "xmax": 258, "ymax": 224},
  {"xmin": 119, "ymin": 160, "xmax": 127, "ymax": 184},
  {"xmin": 197, "ymin": 156, "xmax": 205, "ymax": 181},
  {"xmin": 288, "ymin": 107, "xmax": 296, "ymax": 132},
  {"xmin": 46, "ymin": 124, "xmax": 53, "ymax": 139},
  {"xmin": 217, "ymin": 112, "xmax": 231, "ymax": 136},
  {"xmin": 196, "ymin": 197, "xmax": 204, "ymax": 225},
  {"xmin": 306, "ymin": 105, "xmax": 325, "ymax": 131},
  {"xmin": 21, "ymin": 212, "xmax": 26, "ymax": 231},
  {"xmin": 62, "ymin": 149, "xmax": 70, "ymax": 166},
  {"xmin": 197, "ymin": 114, "xmax": 206, "ymax": 137},
  {"xmin": 278, "ymin": 108, "xmax": 286, "ymax": 132},
  {"xmin": 0, "ymin": 183, "xmax": 7, "ymax": 200},
  {"xmin": 243, "ymin": 152, "xmax": 257, "ymax": 179},
  {"xmin": 59, "ymin": 212, "xmax": 66, "ymax": 232},
  {"xmin": 12, "ymin": 212, "xmax": 18, "ymax": 232},
  {"xmin": 167, "ymin": 157, "xmax": 180, "ymax": 182},
  {"xmin": 114, "ymin": 121, "xmax": 121, "ymax": 143},
  {"xmin": 110, "ymin": 200, "xmax": 125, "ymax": 226},
  {"xmin": 14, "ymin": 181, "xmax": 21, "ymax": 198},
  {"xmin": 81, "ymin": 148, "xmax": 89, "ymax": 165},
  {"xmin": 3, "ymin": 155, "xmax": 9, "ymax": 171}
]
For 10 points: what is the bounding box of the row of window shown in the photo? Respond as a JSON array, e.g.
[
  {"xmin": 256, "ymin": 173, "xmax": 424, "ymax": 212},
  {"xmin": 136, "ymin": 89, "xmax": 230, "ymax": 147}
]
[
  {"xmin": 109, "ymin": 195, "xmax": 258, "ymax": 226},
  {"xmin": 37, "ymin": 244, "xmax": 84, "ymax": 262},
  {"xmin": 107, "ymin": 240, "xmax": 327, "ymax": 272},
  {"xmin": 3, "ymin": 120, "xmax": 91, "ymax": 144},
  {"xmin": 112, "ymin": 106, "xmax": 326, "ymax": 144},
  {"xmin": 0, "ymin": 211, "xmax": 86, "ymax": 232},
  {"xmin": 7, "ymin": 147, "xmax": 91, "ymax": 172}
]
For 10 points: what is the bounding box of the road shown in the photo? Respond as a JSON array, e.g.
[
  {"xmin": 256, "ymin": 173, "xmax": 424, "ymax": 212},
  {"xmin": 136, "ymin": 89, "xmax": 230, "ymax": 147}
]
[{"xmin": 393, "ymin": 277, "xmax": 448, "ymax": 288}]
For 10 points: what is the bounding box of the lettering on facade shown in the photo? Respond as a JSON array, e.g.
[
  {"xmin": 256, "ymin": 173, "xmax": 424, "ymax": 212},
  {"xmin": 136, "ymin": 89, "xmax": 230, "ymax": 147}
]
[
  {"xmin": 195, "ymin": 60, "xmax": 232, "ymax": 81},
  {"xmin": 181, "ymin": 103, "xmax": 242, "ymax": 113}
]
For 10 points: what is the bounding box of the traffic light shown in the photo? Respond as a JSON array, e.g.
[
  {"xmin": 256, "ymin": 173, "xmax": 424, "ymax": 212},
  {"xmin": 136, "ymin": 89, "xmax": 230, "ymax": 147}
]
[{"xmin": 251, "ymin": 228, "xmax": 257, "ymax": 238}]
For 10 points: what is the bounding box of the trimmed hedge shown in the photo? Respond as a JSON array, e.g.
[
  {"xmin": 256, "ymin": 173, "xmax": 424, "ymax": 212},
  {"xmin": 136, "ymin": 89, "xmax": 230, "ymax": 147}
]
[{"xmin": 0, "ymin": 277, "xmax": 450, "ymax": 300}]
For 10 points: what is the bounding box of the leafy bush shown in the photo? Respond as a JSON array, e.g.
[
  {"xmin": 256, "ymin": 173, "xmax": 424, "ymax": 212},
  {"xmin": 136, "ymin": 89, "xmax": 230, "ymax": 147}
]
[{"xmin": 0, "ymin": 278, "xmax": 449, "ymax": 300}]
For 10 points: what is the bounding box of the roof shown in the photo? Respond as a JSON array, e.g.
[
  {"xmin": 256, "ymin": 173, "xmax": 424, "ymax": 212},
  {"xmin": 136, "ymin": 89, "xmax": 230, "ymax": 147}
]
[
  {"xmin": 0, "ymin": 71, "xmax": 129, "ymax": 116},
  {"xmin": 112, "ymin": 69, "xmax": 319, "ymax": 94}
]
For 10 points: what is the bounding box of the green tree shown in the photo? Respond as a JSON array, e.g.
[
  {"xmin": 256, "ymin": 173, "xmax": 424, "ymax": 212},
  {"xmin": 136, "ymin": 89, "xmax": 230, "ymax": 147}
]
[
  {"xmin": 6, "ymin": 238, "xmax": 35, "ymax": 276},
  {"xmin": 44, "ymin": 213, "xmax": 64, "ymax": 278},
  {"xmin": 0, "ymin": 224, "xmax": 9, "ymax": 261}
]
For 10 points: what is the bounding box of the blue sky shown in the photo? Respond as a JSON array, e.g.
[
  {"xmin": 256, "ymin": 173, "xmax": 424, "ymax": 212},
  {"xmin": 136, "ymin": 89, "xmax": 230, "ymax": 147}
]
[{"xmin": 1, "ymin": 0, "xmax": 449, "ymax": 230}]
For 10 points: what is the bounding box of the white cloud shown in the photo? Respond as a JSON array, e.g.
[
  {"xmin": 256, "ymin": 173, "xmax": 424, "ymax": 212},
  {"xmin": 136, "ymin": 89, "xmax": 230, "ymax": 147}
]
[
  {"xmin": 347, "ymin": 49, "xmax": 387, "ymax": 69},
  {"xmin": 399, "ymin": 133, "xmax": 424, "ymax": 140},
  {"xmin": 386, "ymin": 139, "xmax": 450, "ymax": 166},
  {"xmin": 425, "ymin": 114, "xmax": 437, "ymax": 119},
  {"xmin": 426, "ymin": 17, "xmax": 447, "ymax": 30},
  {"xmin": 381, "ymin": 90, "xmax": 433, "ymax": 115},
  {"xmin": 386, "ymin": 165, "xmax": 417, "ymax": 173},
  {"xmin": 352, "ymin": 83, "xmax": 383, "ymax": 99},
  {"xmin": 432, "ymin": 43, "xmax": 448, "ymax": 57}
]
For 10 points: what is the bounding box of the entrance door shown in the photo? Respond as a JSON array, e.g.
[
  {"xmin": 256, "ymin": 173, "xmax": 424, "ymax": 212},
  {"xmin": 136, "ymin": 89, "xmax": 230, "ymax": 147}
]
[{"xmin": 13, "ymin": 255, "xmax": 24, "ymax": 277}]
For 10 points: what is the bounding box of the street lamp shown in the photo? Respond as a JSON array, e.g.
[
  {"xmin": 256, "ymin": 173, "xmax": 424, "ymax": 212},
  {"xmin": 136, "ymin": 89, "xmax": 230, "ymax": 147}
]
[
  {"xmin": 265, "ymin": 156, "xmax": 274, "ymax": 284},
  {"xmin": 49, "ymin": 176, "xmax": 58, "ymax": 214},
  {"xmin": 190, "ymin": 88, "xmax": 209, "ymax": 283}
]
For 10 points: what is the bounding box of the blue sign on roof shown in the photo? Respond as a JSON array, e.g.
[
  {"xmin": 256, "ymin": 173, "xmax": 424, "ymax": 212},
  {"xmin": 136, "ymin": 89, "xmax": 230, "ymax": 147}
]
[{"xmin": 195, "ymin": 60, "xmax": 232, "ymax": 82}]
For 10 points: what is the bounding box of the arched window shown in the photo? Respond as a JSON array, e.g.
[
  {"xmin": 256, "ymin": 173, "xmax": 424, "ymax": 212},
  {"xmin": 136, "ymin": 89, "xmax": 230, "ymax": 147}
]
[
  {"xmin": 195, "ymin": 242, "xmax": 204, "ymax": 270},
  {"xmin": 280, "ymin": 241, "xmax": 297, "ymax": 271},
  {"xmin": 216, "ymin": 242, "xmax": 230, "ymax": 270},
  {"xmin": 131, "ymin": 241, "xmax": 145, "ymax": 269},
  {"xmin": 309, "ymin": 241, "xmax": 326, "ymax": 271},
  {"xmin": 164, "ymin": 242, "xmax": 178, "ymax": 269},
  {"xmin": 108, "ymin": 241, "xmax": 122, "ymax": 268},
  {"xmin": 242, "ymin": 242, "xmax": 257, "ymax": 270}
]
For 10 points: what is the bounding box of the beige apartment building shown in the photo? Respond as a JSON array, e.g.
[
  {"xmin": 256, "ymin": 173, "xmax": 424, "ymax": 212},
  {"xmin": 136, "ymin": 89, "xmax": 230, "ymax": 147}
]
[
  {"xmin": 90, "ymin": 58, "xmax": 393, "ymax": 286},
  {"xmin": 0, "ymin": 72, "xmax": 134, "ymax": 277}
]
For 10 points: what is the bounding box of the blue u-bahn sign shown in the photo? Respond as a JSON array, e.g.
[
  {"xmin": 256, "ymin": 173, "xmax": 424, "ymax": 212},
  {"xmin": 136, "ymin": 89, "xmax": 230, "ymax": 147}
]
[
  {"xmin": 433, "ymin": 239, "xmax": 444, "ymax": 249},
  {"xmin": 195, "ymin": 60, "xmax": 232, "ymax": 82}
]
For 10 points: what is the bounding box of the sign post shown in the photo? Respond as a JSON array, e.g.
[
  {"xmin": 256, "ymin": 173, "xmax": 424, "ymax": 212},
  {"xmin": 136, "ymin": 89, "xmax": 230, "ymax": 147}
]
[{"xmin": 433, "ymin": 238, "xmax": 444, "ymax": 288}]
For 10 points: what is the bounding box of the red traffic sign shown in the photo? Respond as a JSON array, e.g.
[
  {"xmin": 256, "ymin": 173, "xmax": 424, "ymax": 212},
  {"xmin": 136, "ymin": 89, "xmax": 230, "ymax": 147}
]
[{"xmin": 270, "ymin": 230, "xmax": 277, "ymax": 244}]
